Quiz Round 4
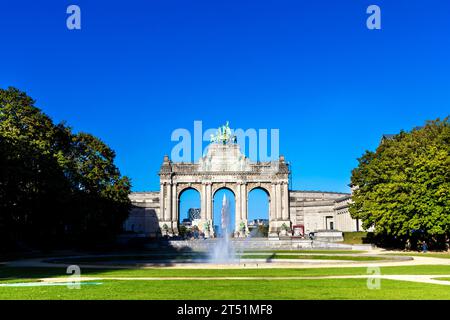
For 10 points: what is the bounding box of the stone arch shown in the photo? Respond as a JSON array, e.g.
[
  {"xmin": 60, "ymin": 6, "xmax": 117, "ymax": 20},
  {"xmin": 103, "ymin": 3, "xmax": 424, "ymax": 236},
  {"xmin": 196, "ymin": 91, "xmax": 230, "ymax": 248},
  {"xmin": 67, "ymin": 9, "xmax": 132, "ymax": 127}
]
[
  {"xmin": 158, "ymin": 141, "xmax": 291, "ymax": 237},
  {"xmin": 212, "ymin": 184, "xmax": 236, "ymax": 197},
  {"xmin": 247, "ymin": 184, "xmax": 272, "ymax": 199},
  {"xmin": 177, "ymin": 184, "xmax": 201, "ymax": 198}
]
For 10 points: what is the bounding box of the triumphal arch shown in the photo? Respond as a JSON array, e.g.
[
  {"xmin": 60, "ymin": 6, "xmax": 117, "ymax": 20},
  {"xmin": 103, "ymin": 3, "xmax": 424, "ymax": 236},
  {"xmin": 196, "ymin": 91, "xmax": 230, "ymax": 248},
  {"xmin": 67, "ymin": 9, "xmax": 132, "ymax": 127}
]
[{"xmin": 158, "ymin": 123, "xmax": 291, "ymax": 237}]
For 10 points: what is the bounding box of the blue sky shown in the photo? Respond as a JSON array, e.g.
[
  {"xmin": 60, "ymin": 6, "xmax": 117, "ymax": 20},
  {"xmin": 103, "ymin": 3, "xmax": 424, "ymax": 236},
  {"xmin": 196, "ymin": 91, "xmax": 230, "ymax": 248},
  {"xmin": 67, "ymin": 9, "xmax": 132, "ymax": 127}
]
[{"xmin": 1, "ymin": 1, "xmax": 449, "ymax": 222}]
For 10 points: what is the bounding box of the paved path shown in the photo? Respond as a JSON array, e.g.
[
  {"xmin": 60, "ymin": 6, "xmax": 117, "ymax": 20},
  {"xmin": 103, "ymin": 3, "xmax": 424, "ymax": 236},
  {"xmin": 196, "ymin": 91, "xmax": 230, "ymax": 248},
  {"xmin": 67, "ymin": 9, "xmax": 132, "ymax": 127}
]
[
  {"xmin": 3, "ymin": 251, "xmax": 450, "ymax": 287},
  {"xmin": 4, "ymin": 248, "xmax": 450, "ymax": 270},
  {"xmin": 5, "ymin": 252, "xmax": 450, "ymax": 269}
]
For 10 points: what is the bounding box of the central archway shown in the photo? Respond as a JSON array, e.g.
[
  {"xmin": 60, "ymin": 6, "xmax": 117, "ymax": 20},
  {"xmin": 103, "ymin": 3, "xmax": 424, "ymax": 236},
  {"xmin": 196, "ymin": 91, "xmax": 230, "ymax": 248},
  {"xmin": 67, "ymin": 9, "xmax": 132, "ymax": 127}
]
[{"xmin": 213, "ymin": 187, "xmax": 235, "ymax": 238}]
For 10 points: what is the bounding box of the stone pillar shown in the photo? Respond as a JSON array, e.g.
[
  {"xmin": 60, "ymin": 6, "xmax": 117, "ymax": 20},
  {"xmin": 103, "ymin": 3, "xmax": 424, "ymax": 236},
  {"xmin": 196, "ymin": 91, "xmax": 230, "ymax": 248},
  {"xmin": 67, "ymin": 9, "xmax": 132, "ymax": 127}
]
[
  {"xmin": 241, "ymin": 183, "xmax": 247, "ymax": 220},
  {"xmin": 276, "ymin": 183, "xmax": 282, "ymax": 220},
  {"xmin": 166, "ymin": 183, "xmax": 172, "ymax": 222},
  {"xmin": 207, "ymin": 183, "xmax": 212, "ymax": 220},
  {"xmin": 160, "ymin": 183, "xmax": 165, "ymax": 221},
  {"xmin": 235, "ymin": 183, "xmax": 241, "ymax": 233},
  {"xmin": 201, "ymin": 183, "xmax": 207, "ymax": 220},
  {"xmin": 270, "ymin": 183, "xmax": 276, "ymax": 221},
  {"xmin": 171, "ymin": 183, "xmax": 178, "ymax": 233},
  {"xmin": 282, "ymin": 182, "xmax": 289, "ymax": 220},
  {"xmin": 241, "ymin": 183, "xmax": 248, "ymax": 237},
  {"xmin": 269, "ymin": 183, "xmax": 278, "ymax": 237}
]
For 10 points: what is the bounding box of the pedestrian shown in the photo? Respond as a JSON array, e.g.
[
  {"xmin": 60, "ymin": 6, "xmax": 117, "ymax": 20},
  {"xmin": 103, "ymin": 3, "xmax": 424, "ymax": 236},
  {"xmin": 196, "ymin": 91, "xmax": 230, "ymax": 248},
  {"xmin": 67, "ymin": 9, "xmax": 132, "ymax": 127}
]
[
  {"xmin": 405, "ymin": 239, "xmax": 411, "ymax": 251},
  {"xmin": 422, "ymin": 241, "xmax": 428, "ymax": 253}
]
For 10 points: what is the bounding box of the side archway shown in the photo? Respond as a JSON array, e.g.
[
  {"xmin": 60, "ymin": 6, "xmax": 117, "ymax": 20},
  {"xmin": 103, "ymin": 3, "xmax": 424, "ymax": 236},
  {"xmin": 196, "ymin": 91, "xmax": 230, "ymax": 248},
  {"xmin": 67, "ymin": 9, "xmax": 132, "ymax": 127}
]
[
  {"xmin": 247, "ymin": 186, "xmax": 271, "ymax": 237},
  {"xmin": 177, "ymin": 187, "xmax": 201, "ymax": 238}
]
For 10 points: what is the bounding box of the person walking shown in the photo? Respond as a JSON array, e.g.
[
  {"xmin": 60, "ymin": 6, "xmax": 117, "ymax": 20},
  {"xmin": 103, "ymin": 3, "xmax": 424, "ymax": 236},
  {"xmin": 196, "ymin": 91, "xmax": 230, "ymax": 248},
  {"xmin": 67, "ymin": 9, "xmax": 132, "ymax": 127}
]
[
  {"xmin": 405, "ymin": 239, "xmax": 411, "ymax": 251},
  {"xmin": 422, "ymin": 240, "xmax": 428, "ymax": 253}
]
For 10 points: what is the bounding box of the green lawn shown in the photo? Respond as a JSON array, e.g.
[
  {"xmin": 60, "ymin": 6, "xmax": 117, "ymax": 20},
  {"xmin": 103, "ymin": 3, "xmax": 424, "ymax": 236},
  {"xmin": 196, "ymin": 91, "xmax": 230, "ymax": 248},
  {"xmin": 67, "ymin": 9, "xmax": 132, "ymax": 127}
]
[
  {"xmin": 45, "ymin": 251, "xmax": 368, "ymax": 264},
  {"xmin": 1, "ymin": 278, "xmax": 450, "ymax": 300},
  {"xmin": 2, "ymin": 265, "xmax": 450, "ymax": 299}
]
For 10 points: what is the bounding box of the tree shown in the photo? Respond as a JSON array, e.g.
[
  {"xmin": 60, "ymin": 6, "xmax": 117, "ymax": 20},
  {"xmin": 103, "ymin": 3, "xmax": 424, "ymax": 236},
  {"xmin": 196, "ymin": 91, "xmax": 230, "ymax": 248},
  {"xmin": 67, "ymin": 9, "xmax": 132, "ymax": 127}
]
[
  {"xmin": 0, "ymin": 87, "xmax": 131, "ymax": 251},
  {"xmin": 349, "ymin": 118, "xmax": 450, "ymax": 248}
]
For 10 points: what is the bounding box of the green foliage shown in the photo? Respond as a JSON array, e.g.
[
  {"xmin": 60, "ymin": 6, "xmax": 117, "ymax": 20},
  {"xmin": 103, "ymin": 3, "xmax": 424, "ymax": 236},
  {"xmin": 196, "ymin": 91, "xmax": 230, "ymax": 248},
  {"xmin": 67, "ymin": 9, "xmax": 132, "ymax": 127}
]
[
  {"xmin": 178, "ymin": 225, "xmax": 187, "ymax": 238},
  {"xmin": 0, "ymin": 87, "xmax": 131, "ymax": 250},
  {"xmin": 350, "ymin": 118, "xmax": 450, "ymax": 247},
  {"xmin": 257, "ymin": 224, "xmax": 269, "ymax": 237}
]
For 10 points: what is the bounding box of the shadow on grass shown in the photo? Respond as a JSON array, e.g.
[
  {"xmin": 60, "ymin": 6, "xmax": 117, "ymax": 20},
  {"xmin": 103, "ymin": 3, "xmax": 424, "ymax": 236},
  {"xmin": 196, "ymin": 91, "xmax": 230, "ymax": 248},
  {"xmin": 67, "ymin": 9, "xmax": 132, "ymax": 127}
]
[{"xmin": 0, "ymin": 240, "xmax": 199, "ymax": 281}]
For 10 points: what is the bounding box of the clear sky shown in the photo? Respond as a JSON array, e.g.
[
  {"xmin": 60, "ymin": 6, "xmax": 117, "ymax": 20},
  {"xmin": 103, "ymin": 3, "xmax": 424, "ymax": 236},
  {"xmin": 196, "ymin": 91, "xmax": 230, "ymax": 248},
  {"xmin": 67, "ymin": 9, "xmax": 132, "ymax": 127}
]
[{"xmin": 1, "ymin": 1, "xmax": 449, "ymax": 222}]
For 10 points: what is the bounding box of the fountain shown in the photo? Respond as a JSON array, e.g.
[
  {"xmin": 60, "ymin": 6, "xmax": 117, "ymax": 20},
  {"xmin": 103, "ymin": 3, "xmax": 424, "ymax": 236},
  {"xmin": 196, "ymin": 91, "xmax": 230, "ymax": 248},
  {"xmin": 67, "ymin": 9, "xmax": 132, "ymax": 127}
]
[{"xmin": 209, "ymin": 194, "xmax": 236, "ymax": 263}]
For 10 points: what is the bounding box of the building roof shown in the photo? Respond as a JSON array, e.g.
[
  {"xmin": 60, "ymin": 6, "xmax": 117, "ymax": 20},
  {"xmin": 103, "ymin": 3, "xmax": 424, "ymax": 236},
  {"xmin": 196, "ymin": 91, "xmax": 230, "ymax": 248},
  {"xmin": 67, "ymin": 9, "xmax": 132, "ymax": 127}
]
[{"xmin": 381, "ymin": 134, "xmax": 396, "ymax": 140}]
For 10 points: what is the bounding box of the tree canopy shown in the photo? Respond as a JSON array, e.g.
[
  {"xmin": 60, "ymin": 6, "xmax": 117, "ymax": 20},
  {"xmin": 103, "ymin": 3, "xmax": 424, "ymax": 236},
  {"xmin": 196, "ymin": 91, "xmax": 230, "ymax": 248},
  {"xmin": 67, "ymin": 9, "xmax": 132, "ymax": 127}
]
[
  {"xmin": 349, "ymin": 118, "xmax": 450, "ymax": 248},
  {"xmin": 0, "ymin": 87, "xmax": 131, "ymax": 251}
]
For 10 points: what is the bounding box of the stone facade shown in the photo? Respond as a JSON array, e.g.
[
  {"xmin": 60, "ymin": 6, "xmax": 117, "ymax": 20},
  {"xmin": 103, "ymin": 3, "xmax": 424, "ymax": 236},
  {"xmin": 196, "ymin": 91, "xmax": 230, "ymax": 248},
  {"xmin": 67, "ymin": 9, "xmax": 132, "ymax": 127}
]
[
  {"xmin": 334, "ymin": 195, "xmax": 368, "ymax": 232},
  {"xmin": 289, "ymin": 191, "xmax": 350, "ymax": 234},
  {"xmin": 124, "ymin": 143, "xmax": 363, "ymax": 238},
  {"xmin": 124, "ymin": 192, "xmax": 160, "ymax": 237}
]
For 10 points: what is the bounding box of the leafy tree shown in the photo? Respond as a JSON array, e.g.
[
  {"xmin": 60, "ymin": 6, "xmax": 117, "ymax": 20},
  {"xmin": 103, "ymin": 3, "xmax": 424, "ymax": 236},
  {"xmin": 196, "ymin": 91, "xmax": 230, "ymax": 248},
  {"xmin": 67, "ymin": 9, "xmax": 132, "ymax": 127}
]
[
  {"xmin": 178, "ymin": 225, "xmax": 187, "ymax": 238},
  {"xmin": 350, "ymin": 118, "xmax": 450, "ymax": 248},
  {"xmin": 0, "ymin": 87, "xmax": 131, "ymax": 251}
]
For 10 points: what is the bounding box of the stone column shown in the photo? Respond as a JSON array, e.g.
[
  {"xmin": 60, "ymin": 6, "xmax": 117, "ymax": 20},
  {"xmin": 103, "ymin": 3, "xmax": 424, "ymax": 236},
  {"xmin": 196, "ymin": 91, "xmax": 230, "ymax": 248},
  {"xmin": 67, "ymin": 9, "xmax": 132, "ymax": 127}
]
[
  {"xmin": 241, "ymin": 183, "xmax": 247, "ymax": 221},
  {"xmin": 235, "ymin": 183, "xmax": 242, "ymax": 236},
  {"xmin": 166, "ymin": 183, "xmax": 172, "ymax": 222},
  {"xmin": 276, "ymin": 183, "xmax": 282, "ymax": 221},
  {"xmin": 236, "ymin": 183, "xmax": 241, "ymax": 220},
  {"xmin": 282, "ymin": 182, "xmax": 289, "ymax": 220},
  {"xmin": 208, "ymin": 183, "xmax": 214, "ymax": 237},
  {"xmin": 172, "ymin": 183, "xmax": 178, "ymax": 233},
  {"xmin": 201, "ymin": 183, "xmax": 207, "ymax": 220},
  {"xmin": 268, "ymin": 183, "xmax": 278, "ymax": 237},
  {"xmin": 270, "ymin": 183, "xmax": 276, "ymax": 221},
  {"xmin": 206, "ymin": 183, "xmax": 212, "ymax": 220},
  {"xmin": 160, "ymin": 183, "xmax": 165, "ymax": 221}
]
